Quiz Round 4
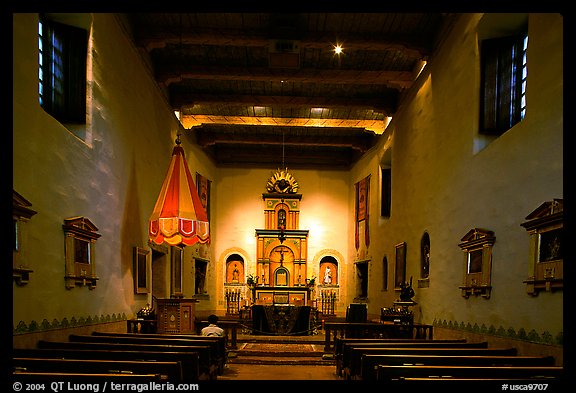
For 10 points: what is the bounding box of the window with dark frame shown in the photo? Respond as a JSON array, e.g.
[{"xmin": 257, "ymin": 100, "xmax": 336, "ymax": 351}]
[
  {"xmin": 382, "ymin": 256, "xmax": 388, "ymax": 291},
  {"xmin": 74, "ymin": 238, "xmax": 90, "ymax": 264},
  {"xmin": 171, "ymin": 246, "xmax": 183, "ymax": 296},
  {"xmin": 480, "ymin": 33, "xmax": 528, "ymax": 135},
  {"xmin": 38, "ymin": 15, "xmax": 88, "ymax": 124},
  {"xmin": 380, "ymin": 167, "xmax": 391, "ymax": 218}
]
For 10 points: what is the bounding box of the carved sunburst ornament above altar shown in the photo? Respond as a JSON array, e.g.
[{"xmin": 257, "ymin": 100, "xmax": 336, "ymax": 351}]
[{"xmin": 266, "ymin": 168, "xmax": 299, "ymax": 194}]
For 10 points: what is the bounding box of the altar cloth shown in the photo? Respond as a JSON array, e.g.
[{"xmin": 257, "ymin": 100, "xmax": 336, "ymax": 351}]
[{"xmin": 251, "ymin": 305, "xmax": 311, "ymax": 335}]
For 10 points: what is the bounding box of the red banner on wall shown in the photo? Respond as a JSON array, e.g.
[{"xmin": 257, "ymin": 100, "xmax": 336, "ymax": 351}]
[
  {"xmin": 196, "ymin": 173, "xmax": 211, "ymax": 222},
  {"xmin": 355, "ymin": 175, "xmax": 370, "ymax": 250}
]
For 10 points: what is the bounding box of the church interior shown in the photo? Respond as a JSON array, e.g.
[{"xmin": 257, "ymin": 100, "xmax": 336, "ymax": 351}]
[{"xmin": 12, "ymin": 12, "xmax": 565, "ymax": 384}]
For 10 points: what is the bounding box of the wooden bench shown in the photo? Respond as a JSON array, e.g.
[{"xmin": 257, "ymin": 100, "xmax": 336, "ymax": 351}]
[
  {"xmin": 375, "ymin": 364, "xmax": 564, "ymax": 381},
  {"xmin": 89, "ymin": 331, "xmax": 227, "ymax": 372},
  {"xmin": 194, "ymin": 319, "xmax": 239, "ymax": 349},
  {"xmin": 334, "ymin": 337, "xmax": 466, "ymax": 356},
  {"xmin": 69, "ymin": 333, "xmax": 225, "ymax": 376},
  {"xmin": 37, "ymin": 340, "xmax": 215, "ymax": 380},
  {"xmin": 13, "ymin": 358, "xmax": 183, "ymax": 381},
  {"xmin": 324, "ymin": 322, "xmax": 434, "ymax": 351},
  {"xmin": 12, "ymin": 371, "xmax": 163, "ymax": 381},
  {"xmin": 341, "ymin": 341, "xmax": 490, "ymax": 378},
  {"xmin": 359, "ymin": 354, "xmax": 557, "ymax": 381},
  {"xmin": 13, "ymin": 348, "xmax": 201, "ymax": 381},
  {"xmin": 334, "ymin": 338, "xmax": 467, "ymax": 376}
]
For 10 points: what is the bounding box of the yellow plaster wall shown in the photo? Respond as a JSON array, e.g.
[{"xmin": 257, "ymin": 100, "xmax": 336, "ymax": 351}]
[
  {"xmin": 12, "ymin": 13, "xmax": 216, "ymax": 334},
  {"xmin": 199, "ymin": 167, "xmax": 350, "ymax": 312},
  {"xmin": 352, "ymin": 13, "xmax": 563, "ymax": 339}
]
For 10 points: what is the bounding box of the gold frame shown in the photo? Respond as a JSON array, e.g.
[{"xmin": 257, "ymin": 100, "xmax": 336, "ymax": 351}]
[{"xmin": 458, "ymin": 228, "xmax": 495, "ymax": 299}]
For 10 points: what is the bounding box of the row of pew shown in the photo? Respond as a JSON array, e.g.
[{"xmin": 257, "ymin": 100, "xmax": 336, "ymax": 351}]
[
  {"xmin": 13, "ymin": 331, "xmax": 228, "ymax": 381},
  {"xmin": 333, "ymin": 336, "xmax": 563, "ymax": 382}
]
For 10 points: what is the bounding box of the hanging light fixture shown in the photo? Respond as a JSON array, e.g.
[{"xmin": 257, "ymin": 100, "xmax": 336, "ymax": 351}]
[{"xmin": 148, "ymin": 134, "xmax": 209, "ymax": 246}]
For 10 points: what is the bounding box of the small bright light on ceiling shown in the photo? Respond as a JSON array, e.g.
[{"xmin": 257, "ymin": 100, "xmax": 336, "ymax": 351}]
[{"xmin": 333, "ymin": 44, "xmax": 343, "ymax": 55}]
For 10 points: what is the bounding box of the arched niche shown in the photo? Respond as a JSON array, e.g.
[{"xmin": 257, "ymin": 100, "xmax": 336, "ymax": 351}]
[
  {"xmin": 273, "ymin": 265, "xmax": 290, "ymax": 286},
  {"xmin": 226, "ymin": 254, "xmax": 245, "ymax": 284},
  {"xmin": 319, "ymin": 255, "xmax": 338, "ymax": 286},
  {"xmin": 419, "ymin": 231, "xmax": 431, "ymax": 288}
]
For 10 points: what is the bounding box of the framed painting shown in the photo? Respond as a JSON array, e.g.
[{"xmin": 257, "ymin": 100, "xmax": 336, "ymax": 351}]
[
  {"xmin": 394, "ymin": 242, "xmax": 407, "ymax": 289},
  {"xmin": 133, "ymin": 247, "xmax": 150, "ymax": 294}
]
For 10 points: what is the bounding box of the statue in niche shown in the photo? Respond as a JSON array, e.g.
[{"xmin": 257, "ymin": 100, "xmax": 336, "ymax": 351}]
[
  {"xmin": 399, "ymin": 276, "xmax": 415, "ymax": 302},
  {"xmin": 232, "ymin": 263, "xmax": 239, "ymax": 282},
  {"xmin": 323, "ymin": 265, "xmax": 333, "ymax": 285}
]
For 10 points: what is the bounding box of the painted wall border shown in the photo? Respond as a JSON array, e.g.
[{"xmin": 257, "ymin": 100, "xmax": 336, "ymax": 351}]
[
  {"xmin": 13, "ymin": 313, "xmax": 127, "ymax": 335},
  {"xmin": 433, "ymin": 318, "xmax": 562, "ymax": 346}
]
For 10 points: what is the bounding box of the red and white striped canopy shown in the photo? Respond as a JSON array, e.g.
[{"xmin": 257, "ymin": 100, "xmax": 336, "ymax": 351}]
[{"xmin": 148, "ymin": 144, "xmax": 209, "ymax": 246}]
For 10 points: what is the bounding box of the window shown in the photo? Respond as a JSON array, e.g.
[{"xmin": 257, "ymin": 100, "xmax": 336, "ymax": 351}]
[
  {"xmin": 380, "ymin": 167, "xmax": 391, "ymax": 218},
  {"xmin": 39, "ymin": 15, "xmax": 87, "ymax": 124},
  {"xmin": 171, "ymin": 246, "xmax": 183, "ymax": 297},
  {"xmin": 382, "ymin": 256, "xmax": 388, "ymax": 291},
  {"xmin": 480, "ymin": 33, "xmax": 528, "ymax": 134},
  {"xmin": 134, "ymin": 247, "xmax": 151, "ymax": 294}
]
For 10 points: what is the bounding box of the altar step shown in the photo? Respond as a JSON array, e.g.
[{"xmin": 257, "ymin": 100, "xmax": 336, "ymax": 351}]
[{"xmin": 228, "ymin": 341, "xmax": 335, "ymax": 366}]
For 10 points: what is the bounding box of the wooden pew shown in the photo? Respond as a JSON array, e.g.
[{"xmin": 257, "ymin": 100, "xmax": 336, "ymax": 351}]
[
  {"xmin": 375, "ymin": 364, "xmax": 564, "ymax": 381},
  {"xmin": 13, "ymin": 348, "xmax": 200, "ymax": 381},
  {"xmin": 69, "ymin": 333, "xmax": 225, "ymax": 376},
  {"xmin": 89, "ymin": 331, "xmax": 226, "ymax": 373},
  {"xmin": 324, "ymin": 321, "xmax": 434, "ymax": 351},
  {"xmin": 37, "ymin": 340, "xmax": 215, "ymax": 380},
  {"xmin": 359, "ymin": 354, "xmax": 557, "ymax": 381},
  {"xmin": 13, "ymin": 358, "xmax": 183, "ymax": 381},
  {"xmin": 12, "ymin": 371, "xmax": 163, "ymax": 381},
  {"xmin": 193, "ymin": 319, "xmax": 239, "ymax": 349},
  {"xmin": 333, "ymin": 338, "xmax": 467, "ymax": 376},
  {"xmin": 341, "ymin": 341, "xmax": 490, "ymax": 378},
  {"xmin": 334, "ymin": 337, "xmax": 466, "ymax": 356}
]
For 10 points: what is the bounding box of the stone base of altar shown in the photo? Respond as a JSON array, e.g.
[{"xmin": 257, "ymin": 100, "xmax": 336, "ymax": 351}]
[{"xmin": 251, "ymin": 305, "xmax": 312, "ymax": 336}]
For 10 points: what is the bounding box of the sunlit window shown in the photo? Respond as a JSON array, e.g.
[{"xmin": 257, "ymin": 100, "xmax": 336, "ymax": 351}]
[
  {"xmin": 480, "ymin": 33, "xmax": 528, "ymax": 134},
  {"xmin": 38, "ymin": 15, "xmax": 87, "ymax": 124}
]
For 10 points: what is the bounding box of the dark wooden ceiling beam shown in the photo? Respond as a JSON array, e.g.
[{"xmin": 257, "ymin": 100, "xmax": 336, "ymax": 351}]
[
  {"xmin": 169, "ymin": 93, "xmax": 396, "ymax": 114},
  {"xmin": 158, "ymin": 66, "xmax": 413, "ymax": 88},
  {"xmin": 136, "ymin": 29, "xmax": 429, "ymax": 59},
  {"xmin": 209, "ymin": 144, "xmax": 357, "ymax": 168},
  {"xmin": 193, "ymin": 129, "xmax": 377, "ymax": 152}
]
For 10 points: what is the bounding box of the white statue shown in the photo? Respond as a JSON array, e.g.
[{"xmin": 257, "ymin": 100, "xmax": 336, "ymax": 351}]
[{"xmin": 323, "ymin": 266, "xmax": 332, "ymax": 285}]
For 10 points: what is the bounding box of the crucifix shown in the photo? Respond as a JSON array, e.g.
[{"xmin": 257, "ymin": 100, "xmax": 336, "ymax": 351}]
[{"xmin": 275, "ymin": 246, "xmax": 288, "ymax": 266}]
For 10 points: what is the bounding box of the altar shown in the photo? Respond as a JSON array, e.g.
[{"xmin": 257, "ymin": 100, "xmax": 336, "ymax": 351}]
[
  {"xmin": 252, "ymin": 285, "xmax": 312, "ymax": 306},
  {"xmin": 252, "ymin": 304, "xmax": 312, "ymax": 335}
]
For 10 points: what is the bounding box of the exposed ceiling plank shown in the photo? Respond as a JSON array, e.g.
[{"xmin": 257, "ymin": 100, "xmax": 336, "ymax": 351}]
[
  {"xmin": 180, "ymin": 114, "xmax": 390, "ymax": 134},
  {"xmin": 193, "ymin": 129, "xmax": 377, "ymax": 151},
  {"xmin": 137, "ymin": 30, "xmax": 428, "ymax": 59},
  {"xmin": 122, "ymin": 12, "xmax": 449, "ymax": 168},
  {"xmin": 158, "ymin": 66, "xmax": 414, "ymax": 89},
  {"xmin": 170, "ymin": 93, "xmax": 396, "ymax": 114}
]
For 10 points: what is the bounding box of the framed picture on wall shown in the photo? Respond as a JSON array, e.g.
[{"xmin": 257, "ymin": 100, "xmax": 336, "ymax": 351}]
[
  {"xmin": 133, "ymin": 247, "xmax": 150, "ymax": 294},
  {"xmin": 395, "ymin": 242, "xmax": 407, "ymax": 289}
]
